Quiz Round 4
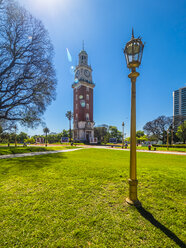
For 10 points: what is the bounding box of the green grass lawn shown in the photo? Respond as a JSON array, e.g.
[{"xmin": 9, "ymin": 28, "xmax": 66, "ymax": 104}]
[
  {"xmin": 104, "ymin": 143, "xmax": 186, "ymax": 152},
  {"xmin": 136, "ymin": 146, "xmax": 186, "ymax": 152},
  {"xmin": 0, "ymin": 146, "xmax": 80, "ymax": 155},
  {"xmin": 0, "ymin": 149, "xmax": 185, "ymax": 247}
]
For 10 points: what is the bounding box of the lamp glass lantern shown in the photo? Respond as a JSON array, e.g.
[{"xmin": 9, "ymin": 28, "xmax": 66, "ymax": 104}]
[{"xmin": 124, "ymin": 31, "xmax": 144, "ymax": 69}]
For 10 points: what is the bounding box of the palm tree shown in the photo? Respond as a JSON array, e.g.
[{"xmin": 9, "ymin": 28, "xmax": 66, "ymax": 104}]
[
  {"xmin": 13, "ymin": 125, "xmax": 17, "ymax": 147},
  {"xmin": 43, "ymin": 127, "xmax": 50, "ymax": 147},
  {"xmin": 65, "ymin": 111, "xmax": 73, "ymax": 143}
]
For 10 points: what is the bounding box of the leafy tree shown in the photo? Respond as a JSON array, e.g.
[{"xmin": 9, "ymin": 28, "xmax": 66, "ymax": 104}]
[
  {"xmin": 17, "ymin": 132, "xmax": 28, "ymax": 143},
  {"xmin": 43, "ymin": 127, "xmax": 50, "ymax": 146},
  {"xmin": 94, "ymin": 126, "xmax": 108, "ymax": 143},
  {"xmin": 109, "ymin": 126, "xmax": 122, "ymax": 142},
  {"xmin": 109, "ymin": 126, "xmax": 118, "ymax": 138},
  {"xmin": 61, "ymin": 129, "xmax": 69, "ymax": 138},
  {"xmin": 176, "ymin": 121, "xmax": 186, "ymax": 144},
  {"xmin": 143, "ymin": 116, "xmax": 172, "ymax": 144},
  {"xmin": 24, "ymin": 137, "xmax": 35, "ymax": 144},
  {"xmin": 103, "ymin": 133, "xmax": 110, "ymax": 145},
  {"xmin": 125, "ymin": 137, "xmax": 130, "ymax": 142},
  {"xmin": 0, "ymin": 0, "xmax": 56, "ymax": 127},
  {"xmin": 94, "ymin": 125, "xmax": 122, "ymax": 143},
  {"xmin": 173, "ymin": 115, "xmax": 185, "ymax": 129},
  {"xmin": 136, "ymin": 130, "xmax": 145, "ymax": 138},
  {"xmin": 0, "ymin": 132, "xmax": 9, "ymax": 143},
  {"xmin": 136, "ymin": 135, "xmax": 148, "ymax": 144},
  {"xmin": 65, "ymin": 111, "xmax": 73, "ymax": 142},
  {"xmin": 47, "ymin": 133, "xmax": 63, "ymax": 143}
]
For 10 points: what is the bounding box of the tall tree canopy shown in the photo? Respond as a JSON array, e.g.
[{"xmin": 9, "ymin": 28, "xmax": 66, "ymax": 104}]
[
  {"xmin": 94, "ymin": 126, "xmax": 108, "ymax": 143},
  {"xmin": 143, "ymin": 116, "xmax": 172, "ymax": 143},
  {"xmin": 176, "ymin": 121, "xmax": 186, "ymax": 144},
  {"xmin": 0, "ymin": 0, "xmax": 56, "ymax": 127}
]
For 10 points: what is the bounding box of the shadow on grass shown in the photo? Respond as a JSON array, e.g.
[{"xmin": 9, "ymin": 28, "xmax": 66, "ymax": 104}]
[
  {"xmin": 0, "ymin": 153, "xmax": 67, "ymax": 175},
  {"xmin": 136, "ymin": 206, "xmax": 186, "ymax": 248},
  {"xmin": 0, "ymin": 146, "xmax": 51, "ymax": 155}
]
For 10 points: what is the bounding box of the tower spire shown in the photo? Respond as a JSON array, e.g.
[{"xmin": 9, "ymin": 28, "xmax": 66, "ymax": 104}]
[
  {"xmin": 82, "ymin": 40, "xmax": 84, "ymax": 50},
  {"xmin": 132, "ymin": 28, "xmax": 134, "ymax": 39}
]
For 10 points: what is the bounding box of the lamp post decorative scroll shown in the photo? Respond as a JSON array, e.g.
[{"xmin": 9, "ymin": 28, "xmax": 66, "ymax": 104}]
[{"xmin": 124, "ymin": 29, "xmax": 144, "ymax": 206}]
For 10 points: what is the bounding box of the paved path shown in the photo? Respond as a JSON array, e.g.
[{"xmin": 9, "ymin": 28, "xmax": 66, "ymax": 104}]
[
  {"xmin": 0, "ymin": 146, "xmax": 185, "ymax": 159},
  {"xmin": 0, "ymin": 148, "xmax": 81, "ymax": 159}
]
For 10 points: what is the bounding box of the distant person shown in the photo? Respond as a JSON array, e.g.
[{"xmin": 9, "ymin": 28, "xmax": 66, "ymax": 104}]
[
  {"xmin": 125, "ymin": 143, "xmax": 128, "ymax": 149},
  {"xmin": 148, "ymin": 144, "xmax": 151, "ymax": 150}
]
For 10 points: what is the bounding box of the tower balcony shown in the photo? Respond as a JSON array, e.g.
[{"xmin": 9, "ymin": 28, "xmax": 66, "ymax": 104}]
[
  {"xmin": 85, "ymin": 121, "xmax": 94, "ymax": 129},
  {"xmin": 72, "ymin": 78, "xmax": 95, "ymax": 88}
]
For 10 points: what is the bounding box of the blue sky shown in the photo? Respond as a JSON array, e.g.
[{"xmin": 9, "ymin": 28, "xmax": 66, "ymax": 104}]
[{"xmin": 17, "ymin": 0, "xmax": 186, "ymax": 136}]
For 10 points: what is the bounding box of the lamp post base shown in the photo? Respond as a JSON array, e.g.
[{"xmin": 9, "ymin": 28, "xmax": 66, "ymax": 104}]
[
  {"xmin": 126, "ymin": 197, "xmax": 141, "ymax": 207},
  {"xmin": 126, "ymin": 179, "xmax": 141, "ymax": 207}
]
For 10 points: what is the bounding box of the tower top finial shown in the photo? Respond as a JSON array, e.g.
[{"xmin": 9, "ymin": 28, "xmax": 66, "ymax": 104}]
[
  {"xmin": 82, "ymin": 40, "xmax": 84, "ymax": 50},
  {"xmin": 132, "ymin": 28, "xmax": 134, "ymax": 39}
]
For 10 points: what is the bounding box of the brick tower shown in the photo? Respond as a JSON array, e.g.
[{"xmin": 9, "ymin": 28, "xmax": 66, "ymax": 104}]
[{"xmin": 72, "ymin": 46, "xmax": 95, "ymax": 142}]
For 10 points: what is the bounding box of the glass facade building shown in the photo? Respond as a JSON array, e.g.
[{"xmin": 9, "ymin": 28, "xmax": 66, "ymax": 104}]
[{"xmin": 173, "ymin": 86, "xmax": 186, "ymax": 129}]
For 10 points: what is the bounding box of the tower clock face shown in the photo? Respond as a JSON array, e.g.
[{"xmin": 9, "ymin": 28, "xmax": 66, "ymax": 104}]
[
  {"xmin": 80, "ymin": 100, "xmax": 85, "ymax": 107},
  {"xmin": 84, "ymin": 69, "xmax": 90, "ymax": 77}
]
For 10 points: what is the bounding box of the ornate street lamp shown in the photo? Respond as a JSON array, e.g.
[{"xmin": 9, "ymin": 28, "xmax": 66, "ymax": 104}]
[
  {"xmin": 122, "ymin": 122, "xmax": 125, "ymax": 149},
  {"xmin": 124, "ymin": 29, "xmax": 144, "ymax": 206},
  {"xmin": 167, "ymin": 129, "xmax": 169, "ymax": 150}
]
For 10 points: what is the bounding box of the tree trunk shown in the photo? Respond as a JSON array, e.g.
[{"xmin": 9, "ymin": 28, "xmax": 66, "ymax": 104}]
[
  {"xmin": 69, "ymin": 120, "xmax": 71, "ymax": 143},
  {"xmin": 45, "ymin": 133, "xmax": 48, "ymax": 147}
]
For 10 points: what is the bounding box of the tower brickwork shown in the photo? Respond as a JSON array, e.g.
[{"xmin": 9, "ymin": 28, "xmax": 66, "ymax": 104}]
[{"xmin": 72, "ymin": 48, "xmax": 95, "ymax": 142}]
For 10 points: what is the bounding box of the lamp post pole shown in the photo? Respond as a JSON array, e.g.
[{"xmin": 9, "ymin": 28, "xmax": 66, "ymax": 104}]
[
  {"xmin": 171, "ymin": 129, "xmax": 174, "ymax": 145},
  {"xmin": 122, "ymin": 122, "xmax": 124, "ymax": 148},
  {"xmin": 126, "ymin": 68, "xmax": 141, "ymax": 206},
  {"xmin": 167, "ymin": 129, "xmax": 169, "ymax": 150},
  {"xmin": 124, "ymin": 29, "xmax": 144, "ymax": 206}
]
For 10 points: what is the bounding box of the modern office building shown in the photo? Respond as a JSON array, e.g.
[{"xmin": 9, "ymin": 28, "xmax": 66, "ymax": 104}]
[{"xmin": 173, "ymin": 86, "xmax": 186, "ymax": 129}]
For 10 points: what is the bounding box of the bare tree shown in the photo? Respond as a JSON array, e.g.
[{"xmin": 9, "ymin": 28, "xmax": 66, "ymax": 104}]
[
  {"xmin": 0, "ymin": 0, "xmax": 57, "ymax": 127},
  {"xmin": 143, "ymin": 116, "xmax": 172, "ymax": 143}
]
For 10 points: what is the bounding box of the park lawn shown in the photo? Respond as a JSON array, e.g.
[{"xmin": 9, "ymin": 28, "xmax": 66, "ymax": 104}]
[
  {"xmin": 136, "ymin": 146, "xmax": 186, "ymax": 152},
  {"xmin": 104, "ymin": 143, "xmax": 186, "ymax": 152},
  {"xmin": 0, "ymin": 149, "xmax": 185, "ymax": 247},
  {"xmin": 0, "ymin": 146, "xmax": 80, "ymax": 155},
  {"xmin": 112, "ymin": 145, "xmax": 186, "ymax": 152}
]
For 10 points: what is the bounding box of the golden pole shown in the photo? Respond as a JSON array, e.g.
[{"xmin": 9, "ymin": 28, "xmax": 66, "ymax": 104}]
[
  {"xmin": 167, "ymin": 129, "xmax": 169, "ymax": 150},
  {"xmin": 122, "ymin": 122, "xmax": 124, "ymax": 148},
  {"xmin": 171, "ymin": 129, "xmax": 173, "ymax": 145},
  {"xmin": 126, "ymin": 68, "xmax": 141, "ymax": 206}
]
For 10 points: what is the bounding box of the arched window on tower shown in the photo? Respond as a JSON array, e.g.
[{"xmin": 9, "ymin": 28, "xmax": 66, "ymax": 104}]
[
  {"xmin": 86, "ymin": 113, "xmax": 89, "ymax": 121},
  {"xmin": 86, "ymin": 103, "xmax": 89, "ymax": 109}
]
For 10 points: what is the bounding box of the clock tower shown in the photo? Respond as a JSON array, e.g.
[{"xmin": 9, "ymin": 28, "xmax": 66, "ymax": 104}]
[{"xmin": 72, "ymin": 47, "xmax": 95, "ymax": 142}]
